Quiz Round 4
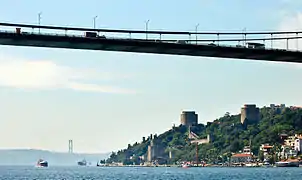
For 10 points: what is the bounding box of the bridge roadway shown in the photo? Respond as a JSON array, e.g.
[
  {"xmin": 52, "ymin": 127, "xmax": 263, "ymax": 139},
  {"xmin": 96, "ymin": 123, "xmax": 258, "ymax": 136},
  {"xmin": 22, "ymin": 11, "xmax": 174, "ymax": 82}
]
[{"xmin": 0, "ymin": 31, "xmax": 301, "ymax": 63}]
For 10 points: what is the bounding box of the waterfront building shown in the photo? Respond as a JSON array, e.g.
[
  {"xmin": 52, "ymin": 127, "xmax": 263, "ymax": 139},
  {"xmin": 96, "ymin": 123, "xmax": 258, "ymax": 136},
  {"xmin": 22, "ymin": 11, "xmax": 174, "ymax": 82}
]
[
  {"xmin": 294, "ymin": 139, "xmax": 302, "ymax": 152},
  {"xmin": 259, "ymin": 144, "xmax": 274, "ymax": 159},
  {"xmin": 242, "ymin": 146, "xmax": 252, "ymax": 155},
  {"xmin": 284, "ymin": 136, "xmax": 296, "ymax": 149},
  {"xmin": 231, "ymin": 154, "xmax": 252, "ymax": 163}
]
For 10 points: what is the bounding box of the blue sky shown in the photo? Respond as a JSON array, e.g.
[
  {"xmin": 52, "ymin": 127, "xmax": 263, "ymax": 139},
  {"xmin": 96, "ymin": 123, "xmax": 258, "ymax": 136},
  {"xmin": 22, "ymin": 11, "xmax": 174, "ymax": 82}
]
[{"xmin": 0, "ymin": 0, "xmax": 302, "ymax": 153}]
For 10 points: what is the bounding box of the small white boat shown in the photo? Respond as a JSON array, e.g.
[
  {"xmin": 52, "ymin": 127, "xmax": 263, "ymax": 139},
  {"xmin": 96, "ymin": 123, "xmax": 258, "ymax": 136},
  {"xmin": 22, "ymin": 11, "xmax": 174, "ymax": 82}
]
[
  {"xmin": 36, "ymin": 159, "xmax": 48, "ymax": 167},
  {"xmin": 181, "ymin": 162, "xmax": 191, "ymax": 168},
  {"xmin": 263, "ymin": 162, "xmax": 273, "ymax": 167},
  {"xmin": 262, "ymin": 159, "xmax": 272, "ymax": 167},
  {"xmin": 245, "ymin": 163, "xmax": 253, "ymax": 167}
]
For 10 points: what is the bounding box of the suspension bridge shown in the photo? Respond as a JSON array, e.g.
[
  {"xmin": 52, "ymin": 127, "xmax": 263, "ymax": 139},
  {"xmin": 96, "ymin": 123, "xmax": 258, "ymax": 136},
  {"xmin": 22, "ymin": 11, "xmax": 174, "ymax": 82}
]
[{"xmin": 0, "ymin": 22, "xmax": 301, "ymax": 63}]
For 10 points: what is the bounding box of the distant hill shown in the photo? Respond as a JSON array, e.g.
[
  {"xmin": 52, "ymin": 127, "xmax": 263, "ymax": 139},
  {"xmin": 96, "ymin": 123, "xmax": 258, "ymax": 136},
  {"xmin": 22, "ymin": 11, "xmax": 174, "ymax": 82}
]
[{"xmin": 0, "ymin": 149, "xmax": 110, "ymax": 166}]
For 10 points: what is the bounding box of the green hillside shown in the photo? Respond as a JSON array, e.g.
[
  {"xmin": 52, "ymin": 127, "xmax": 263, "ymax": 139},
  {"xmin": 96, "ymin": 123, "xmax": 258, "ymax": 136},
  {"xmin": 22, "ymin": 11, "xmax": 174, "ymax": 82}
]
[{"xmin": 106, "ymin": 107, "xmax": 302, "ymax": 164}]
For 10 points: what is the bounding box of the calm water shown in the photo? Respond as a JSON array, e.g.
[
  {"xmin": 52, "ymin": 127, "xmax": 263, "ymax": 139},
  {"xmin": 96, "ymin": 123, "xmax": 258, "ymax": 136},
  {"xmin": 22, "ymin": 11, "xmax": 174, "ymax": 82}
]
[{"xmin": 0, "ymin": 166, "xmax": 302, "ymax": 180}]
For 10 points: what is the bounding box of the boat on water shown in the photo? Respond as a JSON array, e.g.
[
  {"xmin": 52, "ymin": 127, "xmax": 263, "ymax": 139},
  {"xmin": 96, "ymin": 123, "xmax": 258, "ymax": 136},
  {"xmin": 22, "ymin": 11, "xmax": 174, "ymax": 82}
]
[
  {"xmin": 263, "ymin": 162, "xmax": 272, "ymax": 167},
  {"xmin": 262, "ymin": 159, "xmax": 273, "ymax": 167},
  {"xmin": 245, "ymin": 163, "xmax": 260, "ymax": 167},
  {"xmin": 275, "ymin": 160, "xmax": 299, "ymax": 167},
  {"xmin": 181, "ymin": 162, "xmax": 192, "ymax": 168},
  {"xmin": 77, "ymin": 159, "xmax": 87, "ymax": 166},
  {"xmin": 182, "ymin": 164, "xmax": 189, "ymax": 168},
  {"xmin": 36, "ymin": 159, "xmax": 48, "ymax": 167}
]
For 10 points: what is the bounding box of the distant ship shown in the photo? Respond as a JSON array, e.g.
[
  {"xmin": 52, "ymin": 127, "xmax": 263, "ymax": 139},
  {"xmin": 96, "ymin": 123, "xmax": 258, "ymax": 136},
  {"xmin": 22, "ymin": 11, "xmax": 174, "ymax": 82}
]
[
  {"xmin": 77, "ymin": 159, "xmax": 87, "ymax": 166},
  {"xmin": 36, "ymin": 159, "xmax": 48, "ymax": 167}
]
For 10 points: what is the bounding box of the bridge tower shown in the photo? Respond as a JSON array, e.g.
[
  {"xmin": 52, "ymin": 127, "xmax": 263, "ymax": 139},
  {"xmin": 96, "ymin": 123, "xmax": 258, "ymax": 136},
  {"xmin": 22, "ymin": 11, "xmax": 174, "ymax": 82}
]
[{"xmin": 68, "ymin": 140, "xmax": 73, "ymax": 153}]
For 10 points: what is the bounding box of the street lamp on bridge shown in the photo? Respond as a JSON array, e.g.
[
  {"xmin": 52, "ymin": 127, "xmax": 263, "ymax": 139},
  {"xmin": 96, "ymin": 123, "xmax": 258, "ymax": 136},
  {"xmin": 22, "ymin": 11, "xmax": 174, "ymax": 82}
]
[
  {"xmin": 38, "ymin": 12, "xmax": 42, "ymax": 34},
  {"xmin": 195, "ymin": 23, "xmax": 199, "ymax": 45},
  {"xmin": 93, "ymin": 16, "xmax": 98, "ymax": 29},
  {"xmin": 145, "ymin": 19, "xmax": 150, "ymax": 40},
  {"xmin": 243, "ymin": 27, "xmax": 247, "ymax": 46}
]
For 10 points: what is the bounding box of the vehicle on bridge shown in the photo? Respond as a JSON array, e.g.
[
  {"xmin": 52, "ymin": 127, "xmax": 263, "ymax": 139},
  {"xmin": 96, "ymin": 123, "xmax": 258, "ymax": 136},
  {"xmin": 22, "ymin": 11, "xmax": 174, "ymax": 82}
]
[
  {"xmin": 85, "ymin": 32, "xmax": 97, "ymax": 37},
  {"xmin": 208, "ymin": 43, "xmax": 217, "ymax": 46},
  {"xmin": 84, "ymin": 32, "xmax": 106, "ymax": 39},
  {"xmin": 246, "ymin": 42, "xmax": 265, "ymax": 49},
  {"xmin": 16, "ymin": 28, "xmax": 21, "ymax": 34},
  {"xmin": 236, "ymin": 45, "xmax": 244, "ymax": 48},
  {"xmin": 98, "ymin": 35, "xmax": 106, "ymax": 39},
  {"xmin": 175, "ymin": 40, "xmax": 188, "ymax": 44}
]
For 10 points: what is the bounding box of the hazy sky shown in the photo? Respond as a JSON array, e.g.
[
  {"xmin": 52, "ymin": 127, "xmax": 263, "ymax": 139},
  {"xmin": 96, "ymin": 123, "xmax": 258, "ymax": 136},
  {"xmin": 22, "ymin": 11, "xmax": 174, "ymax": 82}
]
[{"xmin": 0, "ymin": 0, "xmax": 302, "ymax": 153}]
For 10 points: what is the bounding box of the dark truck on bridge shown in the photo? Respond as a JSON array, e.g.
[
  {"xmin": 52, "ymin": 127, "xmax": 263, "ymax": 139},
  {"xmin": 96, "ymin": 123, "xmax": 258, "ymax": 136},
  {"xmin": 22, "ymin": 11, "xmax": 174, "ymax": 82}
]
[
  {"xmin": 246, "ymin": 42, "xmax": 265, "ymax": 49},
  {"xmin": 84, "ymin": 32, "xmax": 106, "ymax": 39},
  {"xmin": 85, "ymin": 32, "xmax": 97, "ymax": 37},
  {"xmin": 175, "ymin": 40, "xmax": 188, "ymax": 44}
]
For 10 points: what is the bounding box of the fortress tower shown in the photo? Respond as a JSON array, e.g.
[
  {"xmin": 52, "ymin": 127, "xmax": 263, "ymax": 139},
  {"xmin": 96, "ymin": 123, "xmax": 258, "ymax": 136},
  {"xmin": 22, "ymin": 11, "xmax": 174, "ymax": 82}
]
[
  {"xmin": 180, "ymin": 111, "xmax": 198, "ymax": 126},
  {"xmin": 241, "ymin": 104, "xmax": 260, "ymax": 125}
]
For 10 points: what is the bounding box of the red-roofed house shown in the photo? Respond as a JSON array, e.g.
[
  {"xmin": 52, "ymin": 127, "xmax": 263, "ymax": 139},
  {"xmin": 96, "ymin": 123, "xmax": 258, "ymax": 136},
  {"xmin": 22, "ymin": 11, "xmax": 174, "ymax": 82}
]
[
  {"xmin": 231, "ymin": 154, "xmax": 252, "ymax": 163},
  {"xmin": 259, "ymin": 144, "xmax": 274, "ymax": 158}
]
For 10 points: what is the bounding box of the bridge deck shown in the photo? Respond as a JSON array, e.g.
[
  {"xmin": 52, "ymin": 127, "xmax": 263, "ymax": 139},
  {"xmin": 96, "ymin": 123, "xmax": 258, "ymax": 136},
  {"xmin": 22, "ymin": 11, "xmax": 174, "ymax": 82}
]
[{"xmin": 0, "ymin": 32, "xmax": 301, "ymax": 63}]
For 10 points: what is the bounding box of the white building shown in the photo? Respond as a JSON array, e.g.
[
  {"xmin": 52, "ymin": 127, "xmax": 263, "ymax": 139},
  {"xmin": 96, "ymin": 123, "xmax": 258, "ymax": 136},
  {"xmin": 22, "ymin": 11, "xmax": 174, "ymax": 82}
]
[
  {"xmin": 242, "ymin": 146, "xmax": 253, "ymax": 155},
  {"xmin": 278, "ymin": 134, "xmax": 302, "ymax": 159},
  {"xmin": 259, "ymin": 144, "xmax": 274, "ymax": 158},
  {"xmin": 279, "ymin": 145, "xmax": 298, "ymax": 159},
  {"xmin": 284, "ymin": 136, "xmax": 296, "ymax": 149},
  {"xmin": 295, "ymin": 138, "xmax": 302, "ymax": 152}
]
